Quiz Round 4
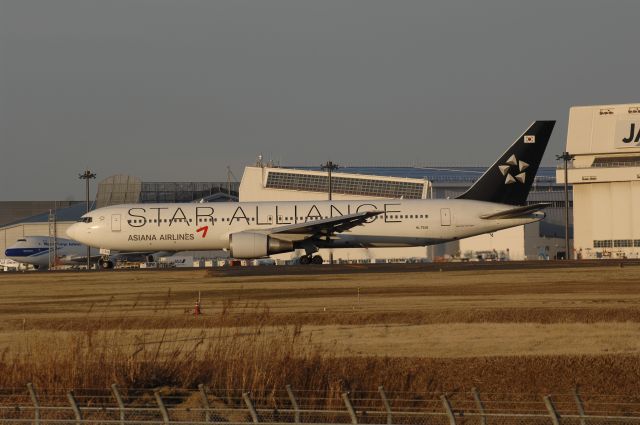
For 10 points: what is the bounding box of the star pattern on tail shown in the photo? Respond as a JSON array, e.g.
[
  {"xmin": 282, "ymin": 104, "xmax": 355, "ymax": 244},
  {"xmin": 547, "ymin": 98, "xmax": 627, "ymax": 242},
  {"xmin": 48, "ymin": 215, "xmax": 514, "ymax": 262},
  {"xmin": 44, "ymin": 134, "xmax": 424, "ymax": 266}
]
[{"xmin": 499, "ymin": 154, "xmax": 529, "ymax": 185}]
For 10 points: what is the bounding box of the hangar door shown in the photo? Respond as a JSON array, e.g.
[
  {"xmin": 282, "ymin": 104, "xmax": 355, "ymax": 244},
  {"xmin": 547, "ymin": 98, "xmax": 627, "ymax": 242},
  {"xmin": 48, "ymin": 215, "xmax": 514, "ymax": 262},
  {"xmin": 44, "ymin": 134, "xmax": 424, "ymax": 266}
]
[
  {"xmin": 440, "ymin": 208, "xmax": 451, "ymax": 226},
  {"xmin": 111, "ymin": 214, "xmax": 121, "ymax": 232}
]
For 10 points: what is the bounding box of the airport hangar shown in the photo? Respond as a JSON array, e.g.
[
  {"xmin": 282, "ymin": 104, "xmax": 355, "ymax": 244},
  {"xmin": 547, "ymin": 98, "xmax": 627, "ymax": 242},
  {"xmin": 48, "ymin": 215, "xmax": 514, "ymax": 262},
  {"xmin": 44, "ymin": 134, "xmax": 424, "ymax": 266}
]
[
  {"xmin": 557, "ymin": 103, "xmax": 640, "ymax": 259},
  {"xmin": 1, "ymin": 163, "xmax": 569, "ymax": 264}
]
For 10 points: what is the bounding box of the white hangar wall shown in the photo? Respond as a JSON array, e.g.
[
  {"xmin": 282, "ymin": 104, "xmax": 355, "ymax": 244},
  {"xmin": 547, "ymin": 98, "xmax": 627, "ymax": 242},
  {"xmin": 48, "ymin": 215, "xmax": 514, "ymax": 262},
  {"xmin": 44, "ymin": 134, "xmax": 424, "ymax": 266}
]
[{"xmin": 557, "ymin": 103, "xmax": 640, "ymax": 259}]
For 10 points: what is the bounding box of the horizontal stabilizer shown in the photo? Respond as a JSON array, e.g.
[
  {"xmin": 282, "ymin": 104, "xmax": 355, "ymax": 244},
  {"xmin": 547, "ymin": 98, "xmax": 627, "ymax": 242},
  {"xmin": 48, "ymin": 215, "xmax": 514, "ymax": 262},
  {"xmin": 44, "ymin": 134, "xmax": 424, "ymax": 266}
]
[{"xmin": 480, "ymin": 203, "xmax": 551, "ymax": 220}]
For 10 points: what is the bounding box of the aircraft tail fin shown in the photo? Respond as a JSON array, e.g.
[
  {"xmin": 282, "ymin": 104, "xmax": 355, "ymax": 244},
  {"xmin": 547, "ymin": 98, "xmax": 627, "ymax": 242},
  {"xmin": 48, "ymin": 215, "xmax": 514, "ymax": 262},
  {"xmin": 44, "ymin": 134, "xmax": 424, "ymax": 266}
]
[{"xmin": 457, "ymin": 121, "xmax": 555, "ymax": 206}]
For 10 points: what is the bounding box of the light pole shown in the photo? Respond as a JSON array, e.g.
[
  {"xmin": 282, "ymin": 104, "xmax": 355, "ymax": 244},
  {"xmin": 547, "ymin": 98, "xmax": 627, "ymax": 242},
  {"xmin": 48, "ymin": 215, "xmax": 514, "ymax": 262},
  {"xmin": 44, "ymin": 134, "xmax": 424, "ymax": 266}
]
[
  {"xmin": 79, "ymin": 169, "xmax": 96, "ymax": 270},
  {"xmin": 556, "ymin": 152, "xmax": 574, "ymax": 260},
  {"xmin": 321, "ymin": 161, "xmax": 339, "ymax": 264},
  {"xmin": 321, "ymin": 161, "xmax": 339, "ymax": 201}
]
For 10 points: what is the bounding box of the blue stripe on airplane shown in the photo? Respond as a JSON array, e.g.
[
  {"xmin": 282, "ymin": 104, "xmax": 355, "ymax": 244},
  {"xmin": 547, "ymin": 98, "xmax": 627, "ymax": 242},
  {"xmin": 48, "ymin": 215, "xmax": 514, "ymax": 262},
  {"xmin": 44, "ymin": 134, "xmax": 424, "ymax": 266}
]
[{"xmin": 4, "ymin": 248, "xmax": 50, "ymax": 257}]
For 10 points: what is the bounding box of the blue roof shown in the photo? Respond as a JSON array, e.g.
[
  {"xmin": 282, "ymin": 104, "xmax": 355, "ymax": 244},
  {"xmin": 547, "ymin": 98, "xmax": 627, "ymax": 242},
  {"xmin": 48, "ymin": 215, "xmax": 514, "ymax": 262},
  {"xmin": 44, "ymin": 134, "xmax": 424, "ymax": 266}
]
[
  {"xmin": 286, "ymin": 166, "xmax": 557, "ymax": 183},
  {"xmin": 2, "ymin": 203, "xmax": 90, "ymax": 227}
]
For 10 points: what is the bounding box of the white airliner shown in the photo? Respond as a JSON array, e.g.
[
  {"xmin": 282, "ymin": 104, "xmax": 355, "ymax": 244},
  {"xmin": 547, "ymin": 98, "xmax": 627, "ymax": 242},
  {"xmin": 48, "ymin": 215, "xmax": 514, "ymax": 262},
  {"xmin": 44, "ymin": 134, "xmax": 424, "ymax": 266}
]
[
  {"xmin": 67, "ymin": 121, "xmax": 555, "ymax": 264},
  {"xmin": 5, "ymin": 236, "xmax": 170, "ymax": 269}
]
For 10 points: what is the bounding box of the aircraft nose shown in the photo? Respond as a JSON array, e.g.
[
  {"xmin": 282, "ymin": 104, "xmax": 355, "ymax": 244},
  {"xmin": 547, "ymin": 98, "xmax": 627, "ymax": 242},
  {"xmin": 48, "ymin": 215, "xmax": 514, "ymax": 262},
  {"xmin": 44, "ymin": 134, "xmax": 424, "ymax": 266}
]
[{"xmin": 66, "ymin": 223, "xmax": 81, "ymax": 241}]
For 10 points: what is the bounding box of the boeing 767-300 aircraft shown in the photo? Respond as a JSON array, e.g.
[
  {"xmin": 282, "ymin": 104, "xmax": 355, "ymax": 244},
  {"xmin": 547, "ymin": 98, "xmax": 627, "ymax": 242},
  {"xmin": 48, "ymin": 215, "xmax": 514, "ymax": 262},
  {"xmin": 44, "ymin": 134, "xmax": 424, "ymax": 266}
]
[{"xmin": 67, "ymin": 121, "xmax": 555, "ymax": 264}]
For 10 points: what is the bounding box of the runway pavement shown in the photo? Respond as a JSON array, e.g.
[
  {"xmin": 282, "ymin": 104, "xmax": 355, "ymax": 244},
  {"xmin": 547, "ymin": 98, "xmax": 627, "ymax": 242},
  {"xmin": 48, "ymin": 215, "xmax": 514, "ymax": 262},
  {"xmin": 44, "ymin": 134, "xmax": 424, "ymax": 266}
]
[
  {"xmin": 207, "ymin": 259, "xmax": 640, "ymax": 277},
  {"xmin": 9, "ymin": 258, "xmax": 639, "ymax": 275}
]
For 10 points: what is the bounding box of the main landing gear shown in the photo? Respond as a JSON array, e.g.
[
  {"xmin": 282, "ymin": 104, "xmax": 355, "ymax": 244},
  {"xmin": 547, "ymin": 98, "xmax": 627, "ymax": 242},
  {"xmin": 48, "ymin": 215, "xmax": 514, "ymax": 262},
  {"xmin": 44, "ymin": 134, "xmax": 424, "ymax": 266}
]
[{"xmin": 299, "ymin": 254, "xmax": 324, "ymax": 265}]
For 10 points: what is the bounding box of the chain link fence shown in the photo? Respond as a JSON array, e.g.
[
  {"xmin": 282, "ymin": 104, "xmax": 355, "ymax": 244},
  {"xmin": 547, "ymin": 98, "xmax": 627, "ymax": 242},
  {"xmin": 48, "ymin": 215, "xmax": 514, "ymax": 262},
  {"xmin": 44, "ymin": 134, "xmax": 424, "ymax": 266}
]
[{"xmin": 2, "ymin": 384, "xmax": 640, "ymax": 425}]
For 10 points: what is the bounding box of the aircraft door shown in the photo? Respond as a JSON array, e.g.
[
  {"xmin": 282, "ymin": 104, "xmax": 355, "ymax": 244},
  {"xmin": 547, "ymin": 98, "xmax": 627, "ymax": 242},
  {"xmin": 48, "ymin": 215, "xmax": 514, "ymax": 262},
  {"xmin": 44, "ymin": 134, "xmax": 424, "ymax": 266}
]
[
  {"xmin": 111, "ymin": 214, "xmax": 121, "ymax": 232},
  {"xmin": 440, "ymin": 208, "xmax": 451, "ymax": 226}
]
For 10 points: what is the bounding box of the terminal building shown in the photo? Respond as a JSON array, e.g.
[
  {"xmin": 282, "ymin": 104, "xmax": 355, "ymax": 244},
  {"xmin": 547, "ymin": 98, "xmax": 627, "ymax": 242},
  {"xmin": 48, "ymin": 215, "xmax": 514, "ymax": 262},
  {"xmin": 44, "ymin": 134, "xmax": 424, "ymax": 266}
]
[{"xmin": 557, "ymin": 103, "xmax": 640, "ymax": 259}]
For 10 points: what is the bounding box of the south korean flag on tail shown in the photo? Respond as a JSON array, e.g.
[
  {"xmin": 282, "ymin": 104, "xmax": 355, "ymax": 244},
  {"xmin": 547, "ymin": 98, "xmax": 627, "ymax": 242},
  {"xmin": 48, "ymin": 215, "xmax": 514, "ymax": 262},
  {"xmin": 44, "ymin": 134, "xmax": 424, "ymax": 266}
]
[{"xmin": 524, "ymin": 135, "xmax": 535, "ymax": 144}]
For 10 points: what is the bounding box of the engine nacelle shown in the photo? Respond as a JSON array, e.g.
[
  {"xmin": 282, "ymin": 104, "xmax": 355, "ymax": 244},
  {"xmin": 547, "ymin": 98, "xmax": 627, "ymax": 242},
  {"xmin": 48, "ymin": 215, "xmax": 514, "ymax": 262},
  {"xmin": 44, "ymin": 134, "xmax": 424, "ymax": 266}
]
[{"xmin": 229, "ymin": 232, "xmax": 294, "ymax": 259}]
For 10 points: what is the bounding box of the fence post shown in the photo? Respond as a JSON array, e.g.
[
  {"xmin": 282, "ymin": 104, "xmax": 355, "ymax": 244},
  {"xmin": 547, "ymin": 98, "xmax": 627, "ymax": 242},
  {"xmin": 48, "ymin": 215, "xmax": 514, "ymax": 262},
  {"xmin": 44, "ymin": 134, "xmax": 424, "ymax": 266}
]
[
  {"xmin": 471, "ymin": 388, "xmax": 486, "ymax": 425},
  {"xmin": 111, "ymin": 384, "xmax": 126, "ymax": 425},
  {"xmin": 544, "ymin": 396, "xmax": 561, "ymax": 425},
  {"xmin": 378, "ymin": 386, "xmax": 392, "ymax": 425},
  {"xmin": 67, "ymin": 391, "xmax": 83, "ymax": 425},
  {"xmin": 243, "ymin": 392, "xmax": 260, "ymax": 424},
  {"xmin": 342, "ymin": 392, "xmax": 358, "ymax": 425},
  {"xmin": 154, "ymin": 389, "xmax": 170, "ymax": 425},
  {"xmin": 441, "ymin": 395, "xmax": 456, "ymax": 425},
  {"xmin": 573, "ymin": 388, "xmax": 587, "ymax": 425},
  {"xmin": 27, "ymin": 383, "xmax": 40, "ymax": 425},
  {"xmin": 286, "ymin": 385, "xmax": 301, "ymax": 424},
  {"xmin": 198, "ymin": 384, "xmax": 212, "ymax": 422}
]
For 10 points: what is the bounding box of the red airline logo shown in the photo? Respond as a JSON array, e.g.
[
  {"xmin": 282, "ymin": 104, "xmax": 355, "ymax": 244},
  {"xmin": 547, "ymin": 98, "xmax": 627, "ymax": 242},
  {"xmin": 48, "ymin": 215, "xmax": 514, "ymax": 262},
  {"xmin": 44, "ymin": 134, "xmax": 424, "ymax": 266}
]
[{"xmin": 196, "ymin": 226, "xmax": 208, "ymax": 238}]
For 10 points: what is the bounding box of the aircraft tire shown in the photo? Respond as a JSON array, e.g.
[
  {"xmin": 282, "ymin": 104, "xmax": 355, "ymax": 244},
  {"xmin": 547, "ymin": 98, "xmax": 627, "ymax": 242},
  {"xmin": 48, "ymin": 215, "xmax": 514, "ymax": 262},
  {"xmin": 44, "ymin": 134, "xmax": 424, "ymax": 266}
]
[
  {"xmin": 311, "ymin": 255, "xmax": 323, "ymax": 265},
  {"xmin": 299, "ymin": 255, "xmax": 311, "ymax": 265},
  {"xmin": 100, "ymin": 260, "xmax": 114, "ymax": 269}
]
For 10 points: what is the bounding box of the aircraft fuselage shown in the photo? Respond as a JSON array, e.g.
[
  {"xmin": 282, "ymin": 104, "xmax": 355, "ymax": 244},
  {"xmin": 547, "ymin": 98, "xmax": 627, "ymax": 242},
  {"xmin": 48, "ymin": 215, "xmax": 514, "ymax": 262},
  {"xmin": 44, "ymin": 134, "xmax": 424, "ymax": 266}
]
[{"xmin": 66, "ymin": 199, "xmax": 543, "ymax": 253}]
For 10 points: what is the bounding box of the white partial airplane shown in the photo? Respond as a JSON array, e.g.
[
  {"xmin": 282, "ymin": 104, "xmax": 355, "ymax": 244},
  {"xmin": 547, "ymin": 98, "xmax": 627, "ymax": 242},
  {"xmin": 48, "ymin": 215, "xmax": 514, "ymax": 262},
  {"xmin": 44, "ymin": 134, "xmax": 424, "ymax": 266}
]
[
  {"xmin": 0, "ymin": 258, "xmax": 22, "ymax": 271},
  {"xmin": 67, "ymin": 121, "xmax": 555, "ymax": 264},
  {"xmin": 5, "ymin": 236, "xmax": 98, "ymax": 270},
  {"xmin": 5, "ymin": 236, "xmax": 171, "ymax": 270}
]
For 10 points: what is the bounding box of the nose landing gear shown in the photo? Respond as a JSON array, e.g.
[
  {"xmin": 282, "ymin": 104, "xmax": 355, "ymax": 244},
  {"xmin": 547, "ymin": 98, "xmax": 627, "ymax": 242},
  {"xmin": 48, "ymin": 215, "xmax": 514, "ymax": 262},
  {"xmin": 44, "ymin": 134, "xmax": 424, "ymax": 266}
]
[{"xmin": 98, "ymin": 258, "xmax": 114, "ymax": 269}]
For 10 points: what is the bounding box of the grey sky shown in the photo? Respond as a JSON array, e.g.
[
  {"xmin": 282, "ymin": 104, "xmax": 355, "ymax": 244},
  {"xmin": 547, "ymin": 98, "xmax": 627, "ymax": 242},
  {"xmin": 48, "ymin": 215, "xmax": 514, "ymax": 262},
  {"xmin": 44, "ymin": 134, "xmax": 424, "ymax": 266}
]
[{"xmin": 1, "ymin": 0, "xmax": 638, "ymax": 200}]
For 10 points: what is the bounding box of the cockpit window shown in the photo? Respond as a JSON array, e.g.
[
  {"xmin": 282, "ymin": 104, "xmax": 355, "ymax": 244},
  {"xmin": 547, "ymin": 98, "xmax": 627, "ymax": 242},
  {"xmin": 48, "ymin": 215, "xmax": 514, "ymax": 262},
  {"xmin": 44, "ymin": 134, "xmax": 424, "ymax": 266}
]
[{"xmin": 80, "ymin": 217, "xmax": 93, "ymax": 223}]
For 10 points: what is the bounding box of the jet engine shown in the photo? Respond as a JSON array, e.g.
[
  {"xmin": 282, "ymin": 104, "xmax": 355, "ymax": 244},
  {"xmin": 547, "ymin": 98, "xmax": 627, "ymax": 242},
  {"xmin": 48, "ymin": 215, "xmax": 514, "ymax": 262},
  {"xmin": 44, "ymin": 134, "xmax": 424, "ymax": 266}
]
[{"xmin": 229, "ymin": 232, "xmax": 294, "ymax": 259}]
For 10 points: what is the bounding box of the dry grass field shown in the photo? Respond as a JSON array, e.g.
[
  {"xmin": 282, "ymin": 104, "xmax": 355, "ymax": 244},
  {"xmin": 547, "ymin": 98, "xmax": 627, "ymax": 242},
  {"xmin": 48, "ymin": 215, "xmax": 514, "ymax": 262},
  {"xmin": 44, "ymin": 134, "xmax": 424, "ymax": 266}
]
[{"xmin": 1, "ymin": 265, "xmax": 640, "ymax": 399}]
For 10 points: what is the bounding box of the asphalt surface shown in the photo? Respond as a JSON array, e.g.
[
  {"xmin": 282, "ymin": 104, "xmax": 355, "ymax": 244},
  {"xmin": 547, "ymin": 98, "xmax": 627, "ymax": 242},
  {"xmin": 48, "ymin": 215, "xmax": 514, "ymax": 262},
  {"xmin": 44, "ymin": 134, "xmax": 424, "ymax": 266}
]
[
  {"xmin": 7, "ymin": 259, "xmax": 639, "ymax": 276},
  {"xmin": 207, "ymin": 259, "xmax": 640, "ymax": 277}
]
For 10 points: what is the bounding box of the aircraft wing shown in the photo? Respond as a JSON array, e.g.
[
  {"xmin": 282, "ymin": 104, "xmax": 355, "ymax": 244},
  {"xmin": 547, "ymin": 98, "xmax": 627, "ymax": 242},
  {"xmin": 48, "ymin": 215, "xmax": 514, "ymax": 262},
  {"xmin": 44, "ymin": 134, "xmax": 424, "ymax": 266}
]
[
  {"xmin": 262, "ymin": 211, "xmax": 384, "ymax": 238},
  {"xmin": 480, "ymin": 203, "xmax": 551, "ymax": 220}
]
